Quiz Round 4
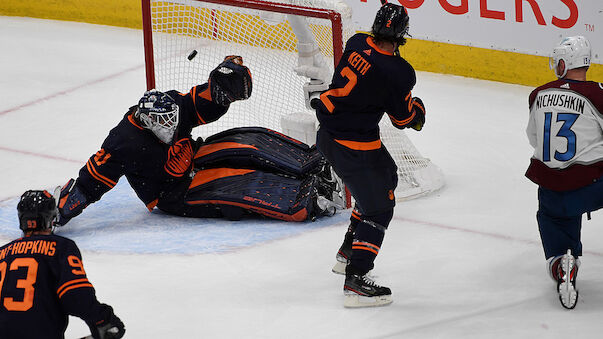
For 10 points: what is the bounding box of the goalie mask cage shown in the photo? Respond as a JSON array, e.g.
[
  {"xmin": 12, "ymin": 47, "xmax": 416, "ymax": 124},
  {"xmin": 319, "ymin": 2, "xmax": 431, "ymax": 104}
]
[{"xmin": 141, "ymin": 0, "xmax": 444, "ymax": 204}]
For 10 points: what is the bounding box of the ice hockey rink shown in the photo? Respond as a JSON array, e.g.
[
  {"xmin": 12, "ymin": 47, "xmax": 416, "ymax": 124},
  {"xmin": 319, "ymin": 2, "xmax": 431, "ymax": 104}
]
[{"xmin": 1, "ymin": 16, "xmax": 602, "ymax": 338}]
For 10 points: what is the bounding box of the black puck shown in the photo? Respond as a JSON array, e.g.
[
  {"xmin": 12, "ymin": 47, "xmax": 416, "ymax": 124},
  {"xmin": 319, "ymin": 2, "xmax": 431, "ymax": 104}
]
[{"xmin": 187, "ymin": 50, "xmax": 198, "ymax": 61}]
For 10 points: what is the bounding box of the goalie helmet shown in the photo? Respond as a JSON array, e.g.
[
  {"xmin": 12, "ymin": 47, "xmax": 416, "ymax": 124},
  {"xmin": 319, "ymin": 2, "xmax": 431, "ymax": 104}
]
[
  {"xmin": 136, "ymin": 90, "xmax": 180, "ymax": 144},
  {"xmin": 17, "ymin": 190, "xmax": 58, "ymax": 233},
  {"xmin": 549, "ymin": 36, "xmax": 591, "ymax": 78},
  {"xmin": 372, "ymin": 2, "xmax": 410, "ymax": 47}
]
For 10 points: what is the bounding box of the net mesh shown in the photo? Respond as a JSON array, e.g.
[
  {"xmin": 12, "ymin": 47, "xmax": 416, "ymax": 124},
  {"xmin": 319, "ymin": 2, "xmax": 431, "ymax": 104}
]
[{"xmin": 147, "ymin": 0, "xmax": 444, "ymax": 200}]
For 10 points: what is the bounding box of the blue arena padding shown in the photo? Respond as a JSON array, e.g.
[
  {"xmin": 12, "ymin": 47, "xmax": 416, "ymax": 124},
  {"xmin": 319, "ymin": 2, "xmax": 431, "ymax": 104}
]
[{"xmin": 0, "ymin": 180, "xmax": 346, "ymax": 254}]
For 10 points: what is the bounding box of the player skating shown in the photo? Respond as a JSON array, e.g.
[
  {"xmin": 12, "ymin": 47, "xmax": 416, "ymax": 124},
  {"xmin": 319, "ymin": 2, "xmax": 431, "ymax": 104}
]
[
  {"xmin": 56, "ymin": 56, "xmax": 341, "ymax": 226},
  {"xmin": 308, "ymin": 2, "xmax": 426, "ymax": 307},
  {"xmin": 526, "ymin": 36, "xmax": 603, "ymax": 309},
  {"xmin": 0, "ymin": 190, "xmax": 125, "ymax": 338}
]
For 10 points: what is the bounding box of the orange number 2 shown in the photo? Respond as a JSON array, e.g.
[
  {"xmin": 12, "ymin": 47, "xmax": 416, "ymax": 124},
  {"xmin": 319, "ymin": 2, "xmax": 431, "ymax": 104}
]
[{"xmin": 320, "ymin": 66, "xmax": 358, "ymax": 113}]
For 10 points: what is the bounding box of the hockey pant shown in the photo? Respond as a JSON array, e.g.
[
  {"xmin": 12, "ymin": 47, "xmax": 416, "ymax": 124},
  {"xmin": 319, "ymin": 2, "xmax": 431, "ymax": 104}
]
[
  {"xmin": 317, "ymin": 128, "xmax": 397, "ymax": 274},
  {"xmin": 159, "ymin": 127, "xmax": 328, "ymax": 221},
  {"xmin": 537, "ymin": 175, "xmax": 603, "ymax": 259}
]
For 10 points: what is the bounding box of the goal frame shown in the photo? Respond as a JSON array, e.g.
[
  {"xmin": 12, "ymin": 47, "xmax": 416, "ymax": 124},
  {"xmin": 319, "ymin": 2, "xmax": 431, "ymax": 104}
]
[{"xmin": 141, "ymin": 0, "xmax": 344, "ymax": 90}]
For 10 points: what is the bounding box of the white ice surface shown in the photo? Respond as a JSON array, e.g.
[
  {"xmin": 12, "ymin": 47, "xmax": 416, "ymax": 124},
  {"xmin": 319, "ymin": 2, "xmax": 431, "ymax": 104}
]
[{"xmin": 1, "ymin": 16, "xmax": 602, "ymax": 339}]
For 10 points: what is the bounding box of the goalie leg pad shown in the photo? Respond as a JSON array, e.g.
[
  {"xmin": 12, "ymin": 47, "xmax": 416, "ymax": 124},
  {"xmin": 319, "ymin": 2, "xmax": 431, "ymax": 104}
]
[
  {"xmin": 195, "ymin": 127, "xmax": 323, "ymax": 178},
  {"xmin": 185, "ymin": 168, "xmax": 316, "ymax": 222}
]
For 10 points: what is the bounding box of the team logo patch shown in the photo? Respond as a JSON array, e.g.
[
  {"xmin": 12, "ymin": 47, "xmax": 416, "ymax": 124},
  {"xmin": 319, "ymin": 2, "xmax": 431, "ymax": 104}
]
[
  {"xmin": 363, "ymin": 49, "xmax": 372, "ymax": 56},
  {"xmin": 388, "ymin": 189, "xmax": 394, "ymax": 201}
]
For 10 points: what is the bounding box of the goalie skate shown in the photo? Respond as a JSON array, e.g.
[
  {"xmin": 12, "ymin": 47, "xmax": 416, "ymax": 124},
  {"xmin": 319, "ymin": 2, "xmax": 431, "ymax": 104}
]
[
  {"xmin": 343, "ymin": 273, "xmax": 392, "ymax": 308},
  {"xmin": 557, "ymin": 250, "xmax": 579, "ymax": 309}
]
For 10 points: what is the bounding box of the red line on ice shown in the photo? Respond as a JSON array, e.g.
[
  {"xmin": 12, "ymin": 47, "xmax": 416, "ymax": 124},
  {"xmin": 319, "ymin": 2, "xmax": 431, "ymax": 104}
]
[
  {"xmin": 0, "ymin": 64, "xmax": 143, "ymax": 116},
  {"xmin": 394, "ymin": 216, "xmax": 603, "ymax": 257}
]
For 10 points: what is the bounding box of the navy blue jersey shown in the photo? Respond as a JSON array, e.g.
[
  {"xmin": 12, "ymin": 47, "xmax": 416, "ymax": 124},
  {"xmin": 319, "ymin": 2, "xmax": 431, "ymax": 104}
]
[
  {"xmin": 315, "ymin": 33, "xmax": 417, "ymax": 142},
  {"xmin": 75, "ymin": 84, "xmax": 228, "ymax": 210},
  {"xmin": 0, "ymin": 234, "xmax": 105, "ymax": 339}
]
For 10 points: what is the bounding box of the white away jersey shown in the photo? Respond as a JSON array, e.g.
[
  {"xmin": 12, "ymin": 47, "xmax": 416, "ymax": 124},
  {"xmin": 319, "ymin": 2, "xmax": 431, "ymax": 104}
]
[{"xmin": 526, "ymin": 79, "xmax": 603, "ymax": 191}]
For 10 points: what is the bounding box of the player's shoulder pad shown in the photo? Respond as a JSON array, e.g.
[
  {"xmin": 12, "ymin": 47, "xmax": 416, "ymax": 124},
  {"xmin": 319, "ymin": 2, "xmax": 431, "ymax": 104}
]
[{"xmin": 344, "ymin": 32, "xmax": 370, "ymax": 53}]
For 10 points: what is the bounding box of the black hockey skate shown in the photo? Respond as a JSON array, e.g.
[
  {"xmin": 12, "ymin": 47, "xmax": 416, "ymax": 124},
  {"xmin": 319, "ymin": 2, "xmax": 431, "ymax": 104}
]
[
  {"xmin": 344, "ymin": 272, "xmax": 392, "ymax": 308},
  {"xmin": 554, "ymin": 250, "xmax": 579, "ymax": 309},
  {"xmin": 332, "ymin": 236, "xmax": 352, "ymax": 275}
]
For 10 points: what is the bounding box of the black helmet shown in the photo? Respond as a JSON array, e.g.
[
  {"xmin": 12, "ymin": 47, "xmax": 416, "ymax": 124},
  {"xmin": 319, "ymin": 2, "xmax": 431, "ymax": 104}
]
[
  {"xmin": 17, "ymin": 190, "xmax": 58, "ymax": 233},
  {"xmin": 371, "ymin": 2, "xmax": 410, "ymax": 46}
]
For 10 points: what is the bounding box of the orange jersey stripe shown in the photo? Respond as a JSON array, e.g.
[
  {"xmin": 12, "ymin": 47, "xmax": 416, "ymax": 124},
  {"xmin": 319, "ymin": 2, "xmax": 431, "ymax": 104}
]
[
  {"xmin": 58, "ymin": 283, "xmax": 94, "ymax": 298},
  {"xmin": 127, "ymin": 114, "xmax": 143, "ymax": 130},
  {"xmin": 57, "ymin": 278, "xmax": 90, "ymax": 295},
  {"xmin": 189, "ymin": 86, "xmax": 207, "ymax": 125},
  {"xmin": 366, "ymin": 36, "xmax": 393, "ymax": 56},
  {"xmin": 334, "ymin": 139, "xmax": 381, "ymax": 151},
  {"xmin": 388, "ymin": 112, "xmax": 416, "ymax": 127},
  {"xmin": 86, "ymin": 160, "xmax": 116, "ymax": 188}
]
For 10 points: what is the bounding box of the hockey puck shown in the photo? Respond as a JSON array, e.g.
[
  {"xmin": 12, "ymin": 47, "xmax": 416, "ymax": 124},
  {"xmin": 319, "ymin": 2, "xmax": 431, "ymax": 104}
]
[{"xmin": 187, "ymin": 50, "xmax": 198, "ymax": 61}]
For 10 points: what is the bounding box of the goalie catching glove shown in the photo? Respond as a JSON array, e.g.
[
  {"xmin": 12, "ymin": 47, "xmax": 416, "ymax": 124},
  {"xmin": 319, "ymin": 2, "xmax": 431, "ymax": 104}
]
[
  {"xmin": 56, "ymin": 178, "xmax": 90, "ymax": 226},
  {"xmin": 209, "ymin": 55, "xmax": 253, "ymax": 106}
]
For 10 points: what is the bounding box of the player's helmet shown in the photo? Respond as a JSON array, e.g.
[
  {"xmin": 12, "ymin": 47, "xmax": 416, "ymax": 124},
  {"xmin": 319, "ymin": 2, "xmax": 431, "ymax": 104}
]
[
  {"xmin": 17, "ymin": 190, "xmax": 58, "ymax": 233},
  {"xmin": 372, "ymin": 2, "xmax": 410, "ymax": 47},
  {"xmin": 549, "ymin": 36, "xmax": 591, "ymax": 78},
  {"xmin": 136, "ymin": 90, "xmax": 180, "ymax": 144}
]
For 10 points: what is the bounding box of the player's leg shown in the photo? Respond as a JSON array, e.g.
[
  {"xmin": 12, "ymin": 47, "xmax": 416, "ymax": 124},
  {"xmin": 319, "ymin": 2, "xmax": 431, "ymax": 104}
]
[
  {"xmin": 317, "ymin": 129, "xmax": 398, "ymax": 307},
  {"xmin": 536, "ymin": 185, "xmax": 595, "ymax": 309},
  {"xmin": 332, "ymin": 207, "xmax": 361, "ymax": 274}
]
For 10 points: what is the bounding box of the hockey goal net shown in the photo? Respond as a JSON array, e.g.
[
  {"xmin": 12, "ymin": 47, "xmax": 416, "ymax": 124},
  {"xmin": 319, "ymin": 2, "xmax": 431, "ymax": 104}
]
[{"xmin": 142, "ymin": 0, "xmax": 444, "ymax": 203}]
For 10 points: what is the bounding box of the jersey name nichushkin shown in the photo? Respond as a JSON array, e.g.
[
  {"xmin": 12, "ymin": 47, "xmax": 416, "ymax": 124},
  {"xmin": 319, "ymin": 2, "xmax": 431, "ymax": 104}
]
[{"xmin": 535, "ymin": 92, "xmax": 586, "ymax": 114}]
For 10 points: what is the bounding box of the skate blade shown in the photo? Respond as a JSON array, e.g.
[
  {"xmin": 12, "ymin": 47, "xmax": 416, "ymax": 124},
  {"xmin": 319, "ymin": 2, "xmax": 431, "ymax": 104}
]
[
  {"xmin": 343, "ymin": 293, "xmax": 393, "ymax": 308},
  {"xmin": 558, "ymin": 282, "xmax": 578, "ymax": 309},
  {"xmin": 558, "ymin": 251, "xmax": 578, "ymax": 309},
  {"xmin": 332, "ymin": 261, "xmax": 346, "ymax": 275}
]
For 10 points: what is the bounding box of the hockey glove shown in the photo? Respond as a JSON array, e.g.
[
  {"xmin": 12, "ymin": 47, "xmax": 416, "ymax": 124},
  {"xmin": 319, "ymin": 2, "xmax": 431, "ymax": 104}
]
[
  {"xmin": 209, "ymin": 55, "xmax": 252, "ymax": 106},
  {"xmin": 56, "ymin": 179, "xmax": 89, "ymax": 226},
  {"xmin": 88, "ymin": 304, "xmax": 125, "ymax": 339},
  {"xmin": 409, "ymin": 97, "xmax": 425, "ymax": 131}
]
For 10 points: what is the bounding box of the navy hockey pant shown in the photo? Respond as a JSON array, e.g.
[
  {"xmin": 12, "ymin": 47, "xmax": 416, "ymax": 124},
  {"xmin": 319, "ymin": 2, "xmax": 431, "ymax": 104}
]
[
  {"xmin": 537, "ymin": 175, "xmax": 603, "ymax": 259},
  {"xmin": 317, "ymin": 128, "xmax": 397, "ymax": 274}
]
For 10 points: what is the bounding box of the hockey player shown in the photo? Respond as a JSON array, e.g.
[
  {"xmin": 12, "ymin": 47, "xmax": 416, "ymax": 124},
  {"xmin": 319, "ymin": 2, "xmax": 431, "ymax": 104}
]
[
  {"xmin": 0, "ymin": 190, "xmax": 125, "ymax": 338},
  {"xmin": 526, "ymin": 36, "xmax": 603, "ymax": 309},
  {"xmin": 309, "ymin": 2, "xmax": 426, "ymax": 307},
  {"xmin": 56, "ymin": 55, "xmax": 338, "ymax": 226}
]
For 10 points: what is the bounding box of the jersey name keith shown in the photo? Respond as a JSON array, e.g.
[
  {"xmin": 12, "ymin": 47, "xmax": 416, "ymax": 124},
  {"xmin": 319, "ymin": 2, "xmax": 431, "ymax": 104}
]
[
  {"xmin": 0, "ymin": 240, "xmax": 57, "ymax": 260},
  {"xmin": 535, "ymin": 92, "xmax": 586, "ymax": 114},
  {"xmin": 348, "ymin": 51, "xmax": 371, "ymax": 75}
]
